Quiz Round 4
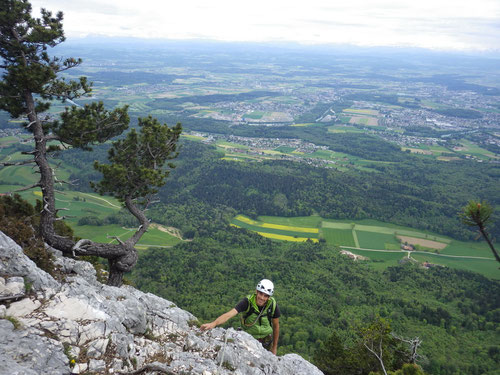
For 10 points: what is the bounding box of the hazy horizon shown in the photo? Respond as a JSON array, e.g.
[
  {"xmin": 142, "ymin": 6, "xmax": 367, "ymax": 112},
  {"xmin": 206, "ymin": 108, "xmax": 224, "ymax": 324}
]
[{"xmin": 31, "ymin": 0, "xmax": 500, "ymax": 53}]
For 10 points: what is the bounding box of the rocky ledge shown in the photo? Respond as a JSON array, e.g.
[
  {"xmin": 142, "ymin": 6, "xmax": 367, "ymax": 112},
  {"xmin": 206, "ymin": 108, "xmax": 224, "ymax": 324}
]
[{"xmin": 0, "ymin": 231, "xmax": 323, "ymax": 375}]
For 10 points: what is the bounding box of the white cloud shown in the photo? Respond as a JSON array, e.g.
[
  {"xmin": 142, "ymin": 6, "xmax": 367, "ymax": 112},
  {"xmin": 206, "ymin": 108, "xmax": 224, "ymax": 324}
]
[{"xmin": 29, "ymin": 0, "xmax": 500, "ymax": 51}]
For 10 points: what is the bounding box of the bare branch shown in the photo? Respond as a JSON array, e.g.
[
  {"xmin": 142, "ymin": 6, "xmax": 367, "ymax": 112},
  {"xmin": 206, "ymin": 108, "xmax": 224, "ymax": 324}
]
[
  {"xmin": 117, "ymin": 363, "xmax": 177, "ymax": 375},
  {"xmin": 0, "ymin": 159, "xmax": 35, "ymax": 167},
  {"xmin": 25, "ymin": 120, "xmax": 37, "ymax": 129},
  {"xmin": 44, "ymin": 134, "xmax": 60, "ymax": 142},
  {"xmin": 55, "ymin": 216, "xmax": 75, "ymax": 220},
  {"xmin": 53, "ymin": 177, "xmax": 77, "ymax": 186},
  {"xmin": 10, "ymin": 183, "xmax": 41, "ymax": 193},
  {"xmin": 363, "ymin": 341, "xmax": 388, "ymax": 375},
  {"xmin": 0, "ymin": 293, "xmax": 25, "ymax": 302},
  {"xmin": 42, "ymin": 197, "xmax": 54, "ymax": 214},
  {"xmin": 392, "ymin": 334, "xmax": 423, "ymax": 363},
  {"xmin": 73, "ymin": 239, "xmax": 92, "ymax": 250},
  {"xmin": 107, "ymin": 235, "xmax": 126, "ymax": 246}
]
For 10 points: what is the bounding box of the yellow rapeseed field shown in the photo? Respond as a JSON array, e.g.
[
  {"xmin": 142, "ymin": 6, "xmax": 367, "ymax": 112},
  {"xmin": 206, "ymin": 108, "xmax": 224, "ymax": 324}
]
[
  {"xmin": 234, "ymin": 215, "xmax": 259, "ymax": 225},
  {"xmin": 260, "ymin": 223, "xmax": 319, "ymax": 233},
  {"xmin": 257, "ymin": 232, "xmax": 319, "ymax": 242},
  {"xmin": 235, "ymin": 215, "xmax": 318, "ymax": 233}
]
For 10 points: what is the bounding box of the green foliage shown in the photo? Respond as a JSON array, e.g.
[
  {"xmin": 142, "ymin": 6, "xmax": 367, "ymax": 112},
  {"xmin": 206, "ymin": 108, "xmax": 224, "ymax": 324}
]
[
  {"xmin": 460, "ymin": 200, "xmax": 493, "ymax": 228},
  {"xmin": 460, "ymin": 200, "xmax": 499, "ymax": 263},
  {"xmin": 0, "ymin": 194, "xmax": 55, "ymax": 275},
  {"xmin": 431, "ymin": 108, "xmax": 482, "ymax": 119},
  {"xmin": 357, "ymin": 316, "xmax": 408, "ymax": 374},
  {"xmin": 92, "ymin": 116, "xmax": 182, "ymax": 202},
  {"xmin": 63, "ymin": 342, "xmax": 76, "ymax": 364},
  {"xmin": 52, "ymin": 102, "xmax": 129, "ymax": 150},
  {"xmin": 5, "ymin": 316, "xmax": 21, "ymax": 330},
  {"xmin": 388, "ymin": 363, "xmax": 427, "ymax": 375},
  {"xmin": 0, "ymin": 0, "xmax": 65, "ymax": 118},
  {"xmin": 315, "ymin": 317, "xmax": 414, "ymax": 375}
]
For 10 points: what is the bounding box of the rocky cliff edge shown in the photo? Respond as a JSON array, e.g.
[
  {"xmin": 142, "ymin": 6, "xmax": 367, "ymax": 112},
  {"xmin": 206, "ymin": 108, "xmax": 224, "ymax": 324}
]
[{"xmin": 0, "ymin": 231, "xmax": 323, "ymax": 375}]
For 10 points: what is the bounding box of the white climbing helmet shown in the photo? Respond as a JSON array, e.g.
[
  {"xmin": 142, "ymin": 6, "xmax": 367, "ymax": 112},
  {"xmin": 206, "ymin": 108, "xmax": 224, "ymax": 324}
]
[{"xmin": 256, "ymin": 279, "xmax": 274, "ymax": 296}]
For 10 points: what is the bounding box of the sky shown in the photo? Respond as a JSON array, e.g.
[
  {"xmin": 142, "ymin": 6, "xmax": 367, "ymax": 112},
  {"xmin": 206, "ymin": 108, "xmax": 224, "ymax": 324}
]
[{"xmin": 30, "ymin": 0, "xmax": 500, "ymax": 52}]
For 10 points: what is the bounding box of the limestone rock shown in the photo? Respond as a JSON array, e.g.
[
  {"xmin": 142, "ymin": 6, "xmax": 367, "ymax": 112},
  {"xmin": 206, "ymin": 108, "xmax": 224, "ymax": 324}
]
[
  {"xmin": 0, "ymin": 233, "xmax": 59, "ymax": 292},
  {"xmin": 0, "ymin": 319, "xmax": 69, "ymax": 375},
  {"xmin": 0, "ymin": 231, "xmax": 323, "ymax": 375}
]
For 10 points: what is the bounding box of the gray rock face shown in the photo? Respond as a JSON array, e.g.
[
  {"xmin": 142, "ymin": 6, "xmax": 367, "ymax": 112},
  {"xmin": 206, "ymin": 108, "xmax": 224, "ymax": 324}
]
[
  {"xmin": 0, "ymin": 319, "xmax": 69, "ymax": 375},
  {"xmin": 0, "ymin": 233, "xmax": 59, "ymax": 293},
  {"xmin": 0, "ymin": 231, "xmax": 323, "ymax": 375}
]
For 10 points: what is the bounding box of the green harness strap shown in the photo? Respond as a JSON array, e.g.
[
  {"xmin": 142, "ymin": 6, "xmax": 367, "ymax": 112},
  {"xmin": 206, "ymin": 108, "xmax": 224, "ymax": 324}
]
[{"xmin": 240, "ymin": 294, "xmax": 276, "ymax": 328}]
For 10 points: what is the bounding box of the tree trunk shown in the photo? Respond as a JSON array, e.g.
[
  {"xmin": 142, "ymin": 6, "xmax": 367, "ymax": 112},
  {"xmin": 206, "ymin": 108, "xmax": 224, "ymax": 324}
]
[
  {"xmin": 107, "ymin": 245, "xmax": 138, "ymax": 287},
  {"xmin": 24, "ymin": 95, "xmax": 139, "ymax": 286},
  {"xmin": 24, "ymin": 91, "xmax": 74, "ymax": 252},
  {"xmin": 479, "ymin": 226, "xmax": 500, "ymax": 263}
]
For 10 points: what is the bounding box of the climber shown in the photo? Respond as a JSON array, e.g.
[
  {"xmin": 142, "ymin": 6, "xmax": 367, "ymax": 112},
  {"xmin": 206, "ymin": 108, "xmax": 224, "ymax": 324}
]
[{"xmin": 200, "ymin": 279, "xmax": 281, "ymax": 355}]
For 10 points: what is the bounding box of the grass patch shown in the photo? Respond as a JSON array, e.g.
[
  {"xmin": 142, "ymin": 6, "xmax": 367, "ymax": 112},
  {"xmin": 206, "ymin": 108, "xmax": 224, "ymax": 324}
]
[
  {"xmin": 440, "ymin": 239, "xmax": 494, "ymax": 258},
  {"xmin": 348, "ymin": 249, "xmax": 406, "ymax": 270},
  {"xmin": 321, "ymin": 228, "xmax": 355, "ymax": 247},
  {"xmin": 410, "ymin": 252, "xmax": 500, "ymax": 280},
  {"xmin": 242, "ymin": 215, "xmax": 497, "ymax": 278},
  {"xmin": 327, "ymin": 125, "xmax": 364, "ymax": 133},
  {"xmin": 274, "ymin": 146, "xmax": 295, "ymax": 153},
  {"xmin": 244, "ymin": 111, "xmax": 265, "ymax": 119},
  {"xmin": 258, "ymin": 215, "xmax": 323, "ymax": 227},
  {"xmin": 343, "ymin": 108, "xmax": 379, "ymax": 115},
  {"xmin": 356, "ymin": 231, "xmax": 399, "ymax": 250}
]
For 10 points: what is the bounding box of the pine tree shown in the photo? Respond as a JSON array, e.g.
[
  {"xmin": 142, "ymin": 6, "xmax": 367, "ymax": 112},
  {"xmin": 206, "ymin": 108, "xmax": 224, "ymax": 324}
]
[
  {"xmin": 460, "ymin": 200, "xmax": 499, "ymax": 263},
  {"xmin": 0, "ymin": 0, "xmax": 181, "ymax": 285}
]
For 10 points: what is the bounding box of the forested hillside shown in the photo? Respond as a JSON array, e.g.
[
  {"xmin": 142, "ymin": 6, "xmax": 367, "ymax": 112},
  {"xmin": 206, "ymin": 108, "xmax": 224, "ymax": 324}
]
[
  {"xmin": 129, "ymin": 229, "xmax": 500, "ymax": 375},
  {"xmin": 55, "ymin": 139, "xmax": 500, "ymax": 242}
]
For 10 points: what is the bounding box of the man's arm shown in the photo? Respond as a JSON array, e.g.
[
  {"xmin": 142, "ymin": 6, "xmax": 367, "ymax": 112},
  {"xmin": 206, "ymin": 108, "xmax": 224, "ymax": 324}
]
[
  {"xmin": 200, "ymin": 308, "xmax": 238, "ymax": 331},
  {"xmin": 271, "ymin": 317, "xmax": 279, "ymax": 355}
]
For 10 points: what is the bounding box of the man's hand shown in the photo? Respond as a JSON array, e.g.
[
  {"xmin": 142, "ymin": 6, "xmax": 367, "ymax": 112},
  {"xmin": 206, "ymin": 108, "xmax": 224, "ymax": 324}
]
[
  {"xmin": 200, "ymin": 322, "xmax": 216, "ymax": 331},
  {"xmin": 200, "ymin": 308, "xmax": 238, "ymax": 332},
  {"xmin": 270, "ymin": 344, "xmax": 277, "ymax": 355}
]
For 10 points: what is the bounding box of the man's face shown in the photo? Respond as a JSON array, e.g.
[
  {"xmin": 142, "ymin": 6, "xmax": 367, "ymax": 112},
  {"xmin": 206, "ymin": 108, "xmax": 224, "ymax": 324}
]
[{"xmin": 256, "ymin": 290, "xmax": 270, "ymax": 307}]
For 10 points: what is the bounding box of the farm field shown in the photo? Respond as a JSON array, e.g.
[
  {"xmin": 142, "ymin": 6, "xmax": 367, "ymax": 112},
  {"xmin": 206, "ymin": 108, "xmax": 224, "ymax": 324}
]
[
  {"xmin": 231, "ymin": 215, "xmax": 319, "ymax": 242},
  {"xmin": 454, "ymin": 139, "xmax": 499, "ymax": 160},
  {"xmin": 232, "ymin": 214, "xmax": 499, "ymax": 279},
  {"xmin": 327, "ymin": 125, "xmax": 365, "ymax": 133}
]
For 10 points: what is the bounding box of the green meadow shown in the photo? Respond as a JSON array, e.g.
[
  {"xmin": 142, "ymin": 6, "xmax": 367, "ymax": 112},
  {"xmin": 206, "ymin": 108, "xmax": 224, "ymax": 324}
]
[
  {"xmin": 0, "ymin": 180, "xmax": 180, "ymax": 250},
  {"xmin": 72, "ymin": 224, "xmax": 180, "ymax": 248},
  {"xmin": 321, "ymin": 228, "xmax": 356, "ymax": 247}
]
